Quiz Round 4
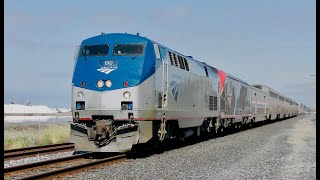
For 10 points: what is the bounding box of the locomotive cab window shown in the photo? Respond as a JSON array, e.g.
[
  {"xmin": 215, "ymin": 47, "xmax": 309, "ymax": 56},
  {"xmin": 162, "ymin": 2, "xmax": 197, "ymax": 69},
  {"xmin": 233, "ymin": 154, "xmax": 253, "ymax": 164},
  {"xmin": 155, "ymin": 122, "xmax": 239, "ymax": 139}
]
[
  {"xmin": 81, "ymin": 45, "xmax": 109, "ymax": 56},
  {"xmin": 113, "ymin": 44, "xmax": 144, "ymax": 56}
]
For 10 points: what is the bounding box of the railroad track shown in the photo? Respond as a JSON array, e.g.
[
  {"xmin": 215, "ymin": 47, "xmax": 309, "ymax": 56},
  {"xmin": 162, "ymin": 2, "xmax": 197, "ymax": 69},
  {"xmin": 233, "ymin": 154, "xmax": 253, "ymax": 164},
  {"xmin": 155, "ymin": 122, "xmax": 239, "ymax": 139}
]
[
  {"xmin": 4, "ymin": 153, "xmax": 126, "ymax": 179},
  {"xmin": 4, "ymin": 143, "xmax": 75, "ymax": 160}
]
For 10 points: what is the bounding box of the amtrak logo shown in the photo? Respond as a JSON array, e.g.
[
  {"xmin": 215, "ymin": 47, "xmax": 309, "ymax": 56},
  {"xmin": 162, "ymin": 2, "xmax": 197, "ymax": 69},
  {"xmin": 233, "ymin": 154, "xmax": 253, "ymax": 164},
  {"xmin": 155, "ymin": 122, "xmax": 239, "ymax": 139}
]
[
  {"xmin": 170, "ymin": 81, "xmax": 181, "ymax": 102},
  {"xmin": 97, "ymin": 60, "xmax": 118, "ymax": 74},
  {"xmin": 97, "ymin": 67, "xmax": 116, "ymax": 74}
]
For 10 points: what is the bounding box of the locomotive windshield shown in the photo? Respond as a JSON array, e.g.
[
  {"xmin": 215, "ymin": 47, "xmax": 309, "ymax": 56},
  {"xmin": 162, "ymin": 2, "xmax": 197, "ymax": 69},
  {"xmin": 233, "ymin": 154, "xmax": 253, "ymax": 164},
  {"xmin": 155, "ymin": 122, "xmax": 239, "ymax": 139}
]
[
  {"xmin": 113, "ymin": 44, "xmax": 144, "ymax": 56},
  {"xmin": 81, "ymin": 45, "xmax": 109, "ymax": 56}
]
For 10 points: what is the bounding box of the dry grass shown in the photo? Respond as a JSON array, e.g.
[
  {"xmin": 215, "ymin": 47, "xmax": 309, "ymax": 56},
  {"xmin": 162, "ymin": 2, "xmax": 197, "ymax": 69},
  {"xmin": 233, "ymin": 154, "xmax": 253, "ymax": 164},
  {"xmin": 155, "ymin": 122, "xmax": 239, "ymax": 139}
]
[{"xmin": 4, "ymin": 123, "xmax": 70, "ymax": 150}]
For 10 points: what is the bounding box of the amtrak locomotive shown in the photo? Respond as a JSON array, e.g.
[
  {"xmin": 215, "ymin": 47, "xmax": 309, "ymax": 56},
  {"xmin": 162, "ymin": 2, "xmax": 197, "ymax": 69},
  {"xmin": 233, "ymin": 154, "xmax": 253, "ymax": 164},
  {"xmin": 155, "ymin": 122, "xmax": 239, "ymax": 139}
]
[{"xmin": 70, "ymin": 33, "xmax": 301, "ymax": 153}]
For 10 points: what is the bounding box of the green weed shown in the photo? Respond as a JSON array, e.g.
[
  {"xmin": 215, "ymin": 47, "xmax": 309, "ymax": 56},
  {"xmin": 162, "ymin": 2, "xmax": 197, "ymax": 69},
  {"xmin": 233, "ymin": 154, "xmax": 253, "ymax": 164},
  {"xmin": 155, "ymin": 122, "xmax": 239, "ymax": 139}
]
[{"xmin": 4, "ymin": 123, "xmax": 70, "ymax": 150}]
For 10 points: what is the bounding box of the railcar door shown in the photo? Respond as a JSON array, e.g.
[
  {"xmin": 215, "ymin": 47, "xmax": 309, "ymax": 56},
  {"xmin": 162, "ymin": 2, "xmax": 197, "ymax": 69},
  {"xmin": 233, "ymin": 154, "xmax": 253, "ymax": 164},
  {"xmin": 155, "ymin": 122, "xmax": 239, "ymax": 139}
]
[
  {"xmin": 162, "ymin": 59, "xmax": 168, "ymax": 108},
  {"xmin": 253, "ymin": 90, "xmax": 257, "ymax": 115},
  {"xmin": 220, "ymin": 81, "xmax": 227, "ymax": 115},
  {"xmin": 154, "ymin": 44, "xmax": 168, "ymax": 110}
]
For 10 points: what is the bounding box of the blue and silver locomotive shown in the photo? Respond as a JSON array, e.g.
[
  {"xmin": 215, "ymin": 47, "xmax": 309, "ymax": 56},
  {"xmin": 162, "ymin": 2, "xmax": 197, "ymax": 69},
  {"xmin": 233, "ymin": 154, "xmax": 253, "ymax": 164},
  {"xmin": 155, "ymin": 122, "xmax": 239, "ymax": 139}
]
[{"xmin": 70, "ymin": 33, "xmax": 300, "ymax": 153}]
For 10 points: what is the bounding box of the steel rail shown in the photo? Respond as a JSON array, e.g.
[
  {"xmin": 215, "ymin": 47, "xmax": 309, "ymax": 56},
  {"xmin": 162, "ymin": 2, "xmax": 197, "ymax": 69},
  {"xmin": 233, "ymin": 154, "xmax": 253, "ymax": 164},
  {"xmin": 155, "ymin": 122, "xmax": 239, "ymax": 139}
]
[
  {"xmin": 20, "ymin": 154, "xmax": 126, "ymax": 180},
  {"xmin": 4, "ymin": 143, "xmax": 74, "ymax": 153},
  {"xmin": 4, "ymin": 144, "xmax": 75, "ymax": 159}
]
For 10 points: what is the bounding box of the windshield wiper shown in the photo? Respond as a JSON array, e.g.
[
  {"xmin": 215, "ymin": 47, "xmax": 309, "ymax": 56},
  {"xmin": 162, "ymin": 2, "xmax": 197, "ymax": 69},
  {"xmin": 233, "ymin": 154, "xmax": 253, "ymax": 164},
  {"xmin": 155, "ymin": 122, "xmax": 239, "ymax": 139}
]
[{"xmin": 131, "ymin": 56, "xmax": 137, "ymax": 60}]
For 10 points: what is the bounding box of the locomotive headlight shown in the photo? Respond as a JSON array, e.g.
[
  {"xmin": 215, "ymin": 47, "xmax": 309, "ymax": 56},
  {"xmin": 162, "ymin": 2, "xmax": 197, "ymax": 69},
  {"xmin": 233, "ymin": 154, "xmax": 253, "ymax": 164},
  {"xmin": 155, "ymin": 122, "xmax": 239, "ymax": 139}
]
[
  {"xmin": 77, "ymin": 91, "xmax": 84, "ymax": 99},
  {"xmin": 123, "ymin": 91, "xmax": 131, "ymax": 99},
  {"xmin": 97, "ymin": 80, "xmax": 104, "ymax": 88},
  {"xmin": 105, "ymin": 80, "xmax": 112, "ymax": 88}
]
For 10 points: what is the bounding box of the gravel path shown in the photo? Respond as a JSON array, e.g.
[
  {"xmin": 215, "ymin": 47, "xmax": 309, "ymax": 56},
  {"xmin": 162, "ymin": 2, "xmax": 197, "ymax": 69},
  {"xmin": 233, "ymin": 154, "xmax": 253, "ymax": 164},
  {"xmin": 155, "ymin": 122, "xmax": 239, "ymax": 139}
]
[
  {"xmin": 4, "ymin": 151, "xmax": 74, "ymax": 168},
  {"xmin": 66, "ymin": 114, "xmax": 316, "ymax": 179}
]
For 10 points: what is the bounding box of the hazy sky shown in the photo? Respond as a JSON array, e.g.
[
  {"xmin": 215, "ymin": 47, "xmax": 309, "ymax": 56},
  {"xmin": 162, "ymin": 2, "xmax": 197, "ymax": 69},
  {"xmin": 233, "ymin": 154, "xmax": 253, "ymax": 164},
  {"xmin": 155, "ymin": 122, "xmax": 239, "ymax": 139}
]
[{"xmin": 4, "ymin": 0, "xmax": 316, "ymax": 108}]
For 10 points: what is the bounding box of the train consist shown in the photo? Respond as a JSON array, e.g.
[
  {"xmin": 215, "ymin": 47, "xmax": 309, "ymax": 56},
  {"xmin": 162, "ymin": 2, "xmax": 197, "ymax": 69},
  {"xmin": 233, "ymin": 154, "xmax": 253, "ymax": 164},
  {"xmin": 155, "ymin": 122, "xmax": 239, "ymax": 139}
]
[{"xmin": 70, "ymin": 33, "xmax": 306, "ymax": 153}]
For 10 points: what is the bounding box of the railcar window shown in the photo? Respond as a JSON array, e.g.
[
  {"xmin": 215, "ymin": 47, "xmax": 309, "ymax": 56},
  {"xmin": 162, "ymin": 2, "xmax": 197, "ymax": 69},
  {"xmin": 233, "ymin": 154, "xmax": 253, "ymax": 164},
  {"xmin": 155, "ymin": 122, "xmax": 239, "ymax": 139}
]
[
  {"xmin": 81, "ymin": 45, "xmax": 109, "ymax": 56},
  {"xmin": 253, "ymin": 85, "xmax": 261, "ymax": 90},
  {"xmin": 269, "ymin": 91, "xmax": 278, "ymax": 99},
  {"xmin": 113, "ymin": 44, "xmax": 144, "ymax": 56},
  {"xmin": 279, "ymin": 96, "xmax": 284, "ymax": 101}
]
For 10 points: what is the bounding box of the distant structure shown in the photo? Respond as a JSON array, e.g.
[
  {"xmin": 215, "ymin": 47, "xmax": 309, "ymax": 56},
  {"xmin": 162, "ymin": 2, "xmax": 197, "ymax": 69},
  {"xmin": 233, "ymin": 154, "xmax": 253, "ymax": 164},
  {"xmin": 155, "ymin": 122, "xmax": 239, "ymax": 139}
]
[
  {"xmin": 4, "ymin": 104, "xmax": 71, "ymax": 115},
  {"xmin": 299, "ymin": 103, "xmax": 313, "ymax": 114}
]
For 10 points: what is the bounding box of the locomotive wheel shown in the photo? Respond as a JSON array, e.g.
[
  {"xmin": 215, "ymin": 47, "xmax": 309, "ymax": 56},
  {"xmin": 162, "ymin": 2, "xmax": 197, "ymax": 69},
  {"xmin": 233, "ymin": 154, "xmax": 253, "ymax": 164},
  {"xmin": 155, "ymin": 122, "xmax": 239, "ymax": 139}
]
[
  {"xmin": 153, "ymin": 140, "xmax": 164, "ymax": 154},
  {"xmin": 235, "ymin": 123, "xmax": 242, "ymax": 132},
  {"xmin": 233, "ymin": 124, "xmax": 238, "ymax": 132},
  {"xmin": 248, "ymin": 120, "xmax": 253, "ymax": 128},
  {"xmin": 127, "ymin": 145, "xmax": 140, "ymax": 158},
  {"xmin": 225, "ymin": 125, "xmax": 231, "ymax": 134},
  {"xmin": 218, "ymin": 126, "xmax": 224, "ymax": 135}
]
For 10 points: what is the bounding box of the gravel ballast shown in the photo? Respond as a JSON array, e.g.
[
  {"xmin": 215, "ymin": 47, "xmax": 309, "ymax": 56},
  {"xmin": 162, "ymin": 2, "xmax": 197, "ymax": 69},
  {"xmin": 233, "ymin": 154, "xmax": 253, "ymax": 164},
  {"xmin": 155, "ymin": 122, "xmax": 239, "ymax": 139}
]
[
  {"xmin": 4, "ymin": 151, "xmax": 74, "ymax": 168},
  {"xmin": 52, "ymin": 114, "xmax": 318, "ymax": 179}
]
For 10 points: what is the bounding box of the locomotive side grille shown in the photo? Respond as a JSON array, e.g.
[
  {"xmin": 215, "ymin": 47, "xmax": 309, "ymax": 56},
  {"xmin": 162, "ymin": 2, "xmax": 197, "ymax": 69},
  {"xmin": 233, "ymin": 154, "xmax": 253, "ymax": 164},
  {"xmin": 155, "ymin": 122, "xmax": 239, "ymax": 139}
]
[
  {"xmin": 168, "ymin": 51, "xmax": 190, "ymax": 71},
  {"xmin": 173, "ymin": 53, "xmax": 179, "ymax": 67},
  {"xmin": 209, "ymin": 96, "xmax": 214, "ymax": 111},
  {"xmin": 178, "ymin": 55, "xmax": 185, "ymax": 70},
  {"xmin": 168, "ymin": 51, "xmax": 174, "ymax": 65},
  {"xmin": 184, "ymin": 58, "xmax": 189, "ymax": 71},
  {"xmin": 214, "ymin": 96, "xmax": 218, "ymax": 110}
]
